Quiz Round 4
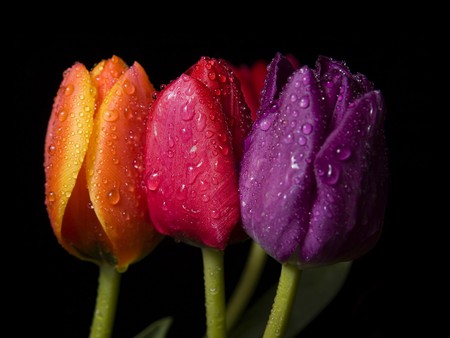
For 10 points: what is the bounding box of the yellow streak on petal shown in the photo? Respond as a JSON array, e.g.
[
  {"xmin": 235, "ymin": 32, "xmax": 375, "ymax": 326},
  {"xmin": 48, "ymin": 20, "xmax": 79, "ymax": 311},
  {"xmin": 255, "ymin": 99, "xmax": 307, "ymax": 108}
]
[
  {"xmin": 44, "ymin": 63, "xmax": 96, "ymax": 241},
  {"xmin": 87, "ymin": 62, "xmax": 162, "ymax": 271}
]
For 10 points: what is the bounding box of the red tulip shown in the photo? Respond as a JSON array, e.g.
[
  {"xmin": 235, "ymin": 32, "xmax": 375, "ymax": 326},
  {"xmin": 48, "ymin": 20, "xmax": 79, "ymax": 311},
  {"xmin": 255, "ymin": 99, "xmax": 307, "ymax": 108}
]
[
  {"xmin": 144, "ymin": 56, "xmax": 252, "ymax": 249},
  {"xmin": 232, "ymin": 59, "xmax": 267, "ymax": 121},
  {"xmin": 44, "ymin": 55, "xmax": 163, "ymax": 272}
]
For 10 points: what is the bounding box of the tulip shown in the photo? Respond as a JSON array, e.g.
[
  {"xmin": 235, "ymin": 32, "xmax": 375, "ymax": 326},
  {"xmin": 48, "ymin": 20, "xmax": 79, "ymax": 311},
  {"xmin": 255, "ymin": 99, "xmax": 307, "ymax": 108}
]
[
  {"xmin": 231, "ymin": 59, "xmax": 267, "ymax": 121},
  {"xmin": 239, "ymin": 53, "xmax": 389, "ymax": 268},
  {"xmin": 44, "ymin": 55, "xmax": 163, "ymax": 273},
  {"xmin": 144, "ymin": 56, "xmax": 252, "ymax": 250}
]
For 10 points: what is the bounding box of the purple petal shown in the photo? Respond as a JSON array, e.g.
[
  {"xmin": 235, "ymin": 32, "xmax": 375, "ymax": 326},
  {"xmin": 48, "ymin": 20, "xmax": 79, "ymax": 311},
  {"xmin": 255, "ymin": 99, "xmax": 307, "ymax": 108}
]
[
  {"xmin": 299, "ymin": 90, "xmax": 388, "ymax": 266},
  {"xmin": 315, "ymin": 56, "xmax": 374, "ymax": 129},
  {"xmin": 240, "ymin": 66, "xmax": 329, "ymax": 262},
  {"xmin": 258, "ymin": 52, "xmax": 297, "ymax": 118}
]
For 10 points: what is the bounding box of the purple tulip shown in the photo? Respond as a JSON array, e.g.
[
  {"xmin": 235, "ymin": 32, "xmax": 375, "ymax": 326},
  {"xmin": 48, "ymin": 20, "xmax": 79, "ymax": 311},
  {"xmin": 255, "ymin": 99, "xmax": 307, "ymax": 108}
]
[{"xmin": 239, "ymin": 53, "xmax": 389, "ymax": 268}]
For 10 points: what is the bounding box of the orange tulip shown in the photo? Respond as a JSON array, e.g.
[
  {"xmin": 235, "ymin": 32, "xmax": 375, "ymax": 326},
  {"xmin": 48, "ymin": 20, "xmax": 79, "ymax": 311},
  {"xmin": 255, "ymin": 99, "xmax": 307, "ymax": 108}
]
[{"xmin": 44, "ymin": 55, "xmax": 163, "ymax": 272}]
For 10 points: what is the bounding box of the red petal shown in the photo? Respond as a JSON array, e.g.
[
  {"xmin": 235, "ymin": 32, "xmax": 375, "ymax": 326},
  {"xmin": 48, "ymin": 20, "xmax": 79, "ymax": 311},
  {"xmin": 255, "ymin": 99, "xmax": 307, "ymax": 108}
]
[
  {"xmin": 186, "ymin": 57, "xmax": 253, "ymax": 162},
  {"xmin": 145, "ymin": 75, "xmax": 240, "ymax": 249}
]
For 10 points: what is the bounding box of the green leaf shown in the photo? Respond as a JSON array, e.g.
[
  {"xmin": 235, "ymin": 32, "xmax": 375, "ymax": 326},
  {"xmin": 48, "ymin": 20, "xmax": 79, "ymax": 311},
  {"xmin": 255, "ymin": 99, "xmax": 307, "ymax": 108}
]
[
  {"xmin": 230, "ymin": 261, "xmax": 352, "ymax": 338},
  {"xmin": 133, "ymin": 316, "xmax": 173, "ymax": 338}
]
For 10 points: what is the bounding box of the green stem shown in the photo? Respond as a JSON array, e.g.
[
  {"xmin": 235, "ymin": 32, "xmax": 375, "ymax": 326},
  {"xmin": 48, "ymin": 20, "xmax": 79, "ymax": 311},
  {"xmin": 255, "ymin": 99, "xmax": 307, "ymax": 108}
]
[
  {"xmin": 263, "ymin": 263, "xmax": 302, "ymax": 338},
  {"xmin": 226, "ymin": 241, "xmax": 267, "ymax": 332},
  {"xmin": 89, "ymin": 263, "xmax": 122, "ymax": 338},
  {"xmin": 202, "ymin": 247, "xmax": 226, "ymax": 338}
]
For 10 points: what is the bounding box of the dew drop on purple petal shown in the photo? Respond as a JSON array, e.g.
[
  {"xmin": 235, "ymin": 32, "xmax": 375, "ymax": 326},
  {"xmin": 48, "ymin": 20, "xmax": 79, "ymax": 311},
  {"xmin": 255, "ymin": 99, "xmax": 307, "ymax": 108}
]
[
  {"xmin": 299, "ymin": 95, "xmax": 310, "ymax": 108},
  {"xmin": 324, "ymin": 164, "xmax": 341, "ymax": 185},
  {"xmin": 301, "ymin": 123, "xmax": 313, "ymax": 135},
  {"xmin": 336, "ymin": 147, "xmax": 352, "ymax": 160},
  {"xmin": 298, "ymin": 136, "xmax": 307, "ymax": 146}
]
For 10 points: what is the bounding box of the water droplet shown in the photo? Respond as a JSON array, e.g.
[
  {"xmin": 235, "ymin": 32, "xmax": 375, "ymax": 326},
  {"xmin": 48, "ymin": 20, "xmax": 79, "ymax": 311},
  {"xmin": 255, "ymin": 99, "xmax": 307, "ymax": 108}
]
[
  {"xmin": 167, "ymin": 150, "xmax": 174, "ymax": 158},
  {"xmin": 325, "ymin": 164, "xmax": 340, "ymax": 185},
  {"xmin": 181, "ymin": 101, "xmax": 196, "ymax": 121},
  {"xmin": 211, "ymin": 209, "xmax": 220, "ymax": 219},
  {"xmin": 146, "ymin": 171, "xmax": 161, "ymax": 191},
  {"xmin": 298, "ymin": 136, "xmax": 307, "ymax": 146},
  {"xmin": 289, "ymin": 94, "xmax": 297, "ymax": 102},
  {"xmin": 104, "ymin": 110, "xmax": 119, "ymax": 122},
  {"xmin": 208, "ymin": 71, "xmax": 216, "ymax": 80},
  {"xmin": 123, "ymin": 78, "xmax": 136, "ymax": 95},
  {"xmin": 168, "ymin": 134, "xmax": 175, "ymax": 148},
  {"xmin": 220, "ymin": 146, "xmax": 229, "ymax": 156},
  {"xmin": 336, "ymin": 147, "xmax": 351, "ymax": 160},
  {"xmin": 47, "ymin": 191, "xmax": 56, "ymax": 203},
  {"xmin": 299, "ymin": 95, "xmax": 310, "ymax": 108},
  {"xmin": 58, "ymin": 110, "xmax": 68, "ymax": 122},
  {"xmin": 185, "ymin": 84, "xmax": 194, "ymax": 96},
  {"xmin": 64, "ymin": 84, "xmax": 74, "ymax": 96},
  {"xmin": 196, "ymin": 113, "xmax": 206, "ymax": 131},
  {"xmin": 282, "ymin": 133, "xmax": 294, "ymax": 144},
  {"xmin": 201, "ymin": 194, "xmax": 210, "ymax": 202},
  {"xmin": 259, "ymin": 117, "xmax": 273, "ymax": 131},
  {"xmin": 176, "ymin": 184, "xmax": 188, "ymax": 200},
  {"xmin": 301, "ymin": 123, "xmax": 313, "ymax": 135},
  {"xmin": 205, "ymin": 130, "xmax": 214, "ymax": 138},
  {"xmin": 47, "ymin": 144, "xmax": 56, "ymax": 156},
  {"xmin": 107, "ymin": 188, "xmax": 120, "ymax": 205}
]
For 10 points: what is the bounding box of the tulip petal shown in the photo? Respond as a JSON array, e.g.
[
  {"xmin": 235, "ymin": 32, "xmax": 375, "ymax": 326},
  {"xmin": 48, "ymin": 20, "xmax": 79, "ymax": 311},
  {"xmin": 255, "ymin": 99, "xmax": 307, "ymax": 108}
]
[
  {"xmin": 314, "ymin": 56, "xmax": 374, "ymax": 129},
  {"xmin": 90, "ymin": 55, "xmax": 129, "ymax": 110},
  {"xmin": 302, "ymin": 91, "xmax": 388, "ymax": 266},
  {"xmin": 44, "ymin": 63, "xmax": 96, "ymax": 251},
  {"xmin": 232, "ymin": 59, "xmax": 267, "ymax": 121},
  {"xmin": 240, "ymin": 66, "xmax": 328, "ymax": 262},
  {"xmin": 145, "ymin": 75, "xmax": 240, "ymax": 249},
  {"xmin": 87, "ymin": 61, "xmax": 161, "ymax": 271},
  {"xmin": 55, "ymin": 56, "xmax": 131, "ymax": 265},
  {"xmin": 186, "ymin": 56, "xmax": 253, "ymax": 163},
  {"xmin": 258, "ymin": 53, "xmax": 297, "ymax": 119}
]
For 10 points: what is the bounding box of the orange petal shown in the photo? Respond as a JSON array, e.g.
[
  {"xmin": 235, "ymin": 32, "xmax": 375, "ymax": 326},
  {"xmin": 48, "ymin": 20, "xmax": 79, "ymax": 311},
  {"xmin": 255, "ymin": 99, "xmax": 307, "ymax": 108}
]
[
  {"xmin": 90, "ymin": 55, "xmax": 128, "ymax": 112},
  {"xmin": 44, "ymin": 63, "xmax": 96, "ymax": 244},
  {"xmin": 86, "ymin": 61, "xmax": 161, "ymax": 271}
]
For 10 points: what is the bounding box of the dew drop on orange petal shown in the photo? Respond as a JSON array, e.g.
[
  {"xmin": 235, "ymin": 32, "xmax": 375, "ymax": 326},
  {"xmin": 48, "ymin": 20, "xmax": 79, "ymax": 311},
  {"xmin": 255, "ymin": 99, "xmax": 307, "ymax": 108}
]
[
  {"xmin": 58, "ymin": 110, "xmax": 68, "ymax": 122},
  {"xmin": 107, "ymin": 187, "xmax": 121, "ymax": 205},
  {"xmin": 64, "ymin": 84, "xmax": 74, "ymax": 96},
  {"xmin": 47, "ymin": 191, "xmax": 56, "ymax": 203},
  {"xmin": 123, "ymin": 78, "xmax": 136, "ymax": 95},
  {"xmin": 104, "ymin": 109, "xmax": 119, "ymax": 122}
]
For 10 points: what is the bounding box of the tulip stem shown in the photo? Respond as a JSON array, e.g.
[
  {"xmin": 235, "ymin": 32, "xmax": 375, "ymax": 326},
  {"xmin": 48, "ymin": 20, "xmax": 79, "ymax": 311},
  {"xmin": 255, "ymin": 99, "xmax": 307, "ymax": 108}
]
[
  {"xmin": 89, "ymin": 263, "xmax": 122, "ymax": 338},
  {"xmin": 263, "ymin": 263, "xmax": 302, "ymax": 338},
  {"xmin": 202, "ymin": 247, "xmax": 226, "ymax": 338},
  {"xmin": 225, "ymin": 241, "xmax": 267, "ymax": 332}
]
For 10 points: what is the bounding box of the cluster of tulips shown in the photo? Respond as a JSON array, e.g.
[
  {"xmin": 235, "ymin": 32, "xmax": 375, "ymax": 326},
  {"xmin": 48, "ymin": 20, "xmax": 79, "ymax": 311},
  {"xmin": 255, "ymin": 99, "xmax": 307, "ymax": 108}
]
[{"xmin": 44, "ymin": 52, "xmax": 388, "ymax": 338}]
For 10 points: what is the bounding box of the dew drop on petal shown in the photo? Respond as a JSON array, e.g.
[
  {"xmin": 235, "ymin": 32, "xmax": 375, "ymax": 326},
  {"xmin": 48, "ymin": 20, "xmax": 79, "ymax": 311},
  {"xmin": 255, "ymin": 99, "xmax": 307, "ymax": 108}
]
[
  {"xmin": 259, "ymin": 117, "xmax": 273, "ymax": 131},
  {"xmin": 298, "ymin": 136, "xmax": 307, "ymax": 146},
  {"xmin": 107, "ymin": 188, "xmax": 120, "ymax": 205},
  {"xmin": 146, "ymin": 171, "xmax": 161, "ymax": 191},
  {"xmin": 123, "ymin": 78, "xmax": 136, "ymax": 95},
  {"xmin": 58, "ymin": 110, "xmax": 68, "ymax": 122},
  {"xmin": 64, "ymin": 84, "xmax": 74, "ymax": 96},
  {"xmin": 336, "ymin": 147, "xmax": 352, "ymax": 160},
  {"xmin": 301, "ymin": 123, "xmax": 313, "ymax": 135},
  {"xmin": 324, "ymin": 164, "xmax": 341, "ymax": 185},
  {"xmin": 104, "ymin": 110, "xmax": 119, "ymax": 122},
  {"xmin": 299, "ymin": 95, "xmax": 310, "ymax": 108}
]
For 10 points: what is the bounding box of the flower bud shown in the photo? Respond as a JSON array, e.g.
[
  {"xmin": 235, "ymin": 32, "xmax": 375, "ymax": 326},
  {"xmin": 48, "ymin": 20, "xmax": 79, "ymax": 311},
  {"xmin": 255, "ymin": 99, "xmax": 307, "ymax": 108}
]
[
  {"xmin": 44, "ymin": 56, "xmax": 163, "ymax": 272},
  {"xmin": 144, "ymin": 56, "xmax": 252, "ymax": 249},
  {"xmin": 239, "ymin": 53, "xmax": 389, "ymax": 268}
]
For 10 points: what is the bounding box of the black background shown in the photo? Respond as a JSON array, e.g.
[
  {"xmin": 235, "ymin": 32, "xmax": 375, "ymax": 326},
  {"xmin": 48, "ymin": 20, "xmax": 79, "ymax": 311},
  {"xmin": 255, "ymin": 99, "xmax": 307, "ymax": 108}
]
[{"xmin": 12, "ymin": 27, "xmax": 437, "ymax": 338}]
